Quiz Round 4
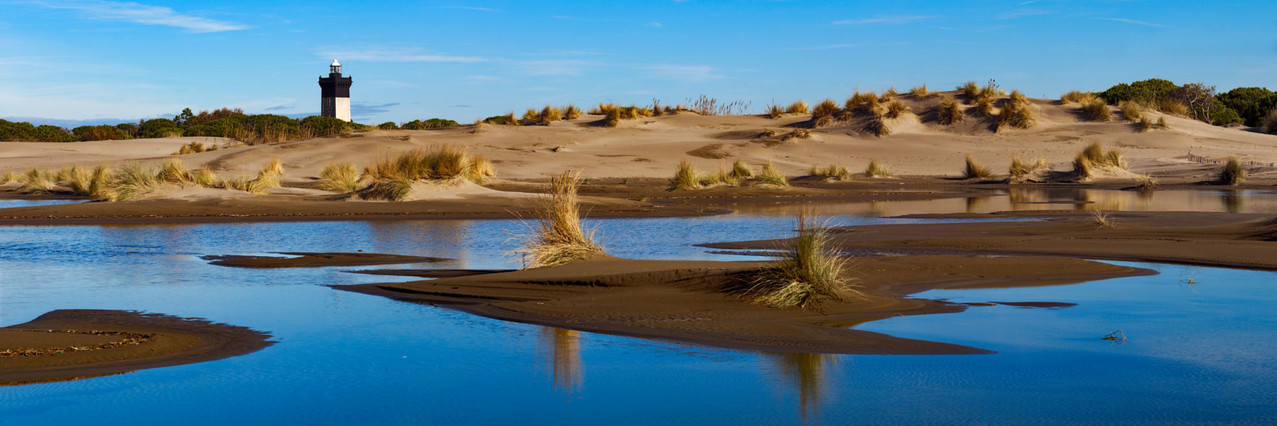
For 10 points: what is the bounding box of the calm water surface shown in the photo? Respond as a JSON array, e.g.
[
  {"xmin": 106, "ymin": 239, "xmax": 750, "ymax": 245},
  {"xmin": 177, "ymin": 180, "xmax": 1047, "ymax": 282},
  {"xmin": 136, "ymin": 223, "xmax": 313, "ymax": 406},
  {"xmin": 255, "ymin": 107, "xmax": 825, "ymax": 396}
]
[{"xmin": 2, "ymin": 190, "xmax": 1276, "ymax": 424}]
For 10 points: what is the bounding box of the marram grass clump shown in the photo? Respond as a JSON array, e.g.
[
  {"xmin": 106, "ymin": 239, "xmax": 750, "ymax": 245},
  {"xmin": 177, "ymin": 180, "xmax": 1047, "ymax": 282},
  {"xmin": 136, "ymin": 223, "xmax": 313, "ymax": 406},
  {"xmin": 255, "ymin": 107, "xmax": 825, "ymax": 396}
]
[
  {"xmin": 1008, "ymin": 155, "xmax": 1048, "ymax": 182},
  {"xmin": 864, "ymin": 159, "xmax": 893, "ymax": 177},
  {"xmin": 809, "ymin": 163, "xmax": 851, "ymax": 180},
  {"xmin": 963, "ymin": 154, "xmax": 993, "ymax": 179},
  {"xmin": 746, "ymin": 210, "xmax": 853, "ymax": 309},
  {"xmin": 319, "ymin": 162, "xmax": 365, "ymax": 193},
  {"xmin": 1220, "ymin": 157, "xmax": 1246, "ymax": 186},
  {"xmin": 511, "ymin": 170, "xmax": 605, "ymax": 268},
  {"xmin": 757, "ymin": 161, "xmax": 788, "ymax": 186},
  {"xmin": 1073, "ymin": 142, "xmax": 1126, "ymax": 178},
  {"xmin": 669, "ymin": 159, "xmax": 701, "ymax": 190}
]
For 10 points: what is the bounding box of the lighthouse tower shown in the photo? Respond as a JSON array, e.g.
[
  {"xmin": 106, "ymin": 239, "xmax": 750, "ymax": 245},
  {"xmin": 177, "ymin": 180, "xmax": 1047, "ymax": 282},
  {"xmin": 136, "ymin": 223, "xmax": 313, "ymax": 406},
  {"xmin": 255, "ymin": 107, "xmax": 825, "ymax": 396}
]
[{"xmin": 318, "ymin": 59, "xmax": 352, "ymax": 121}]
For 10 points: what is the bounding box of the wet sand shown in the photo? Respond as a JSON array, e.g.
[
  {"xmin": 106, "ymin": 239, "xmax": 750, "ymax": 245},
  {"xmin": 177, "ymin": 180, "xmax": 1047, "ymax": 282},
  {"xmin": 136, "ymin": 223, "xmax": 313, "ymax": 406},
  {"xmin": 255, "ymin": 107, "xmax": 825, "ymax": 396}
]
[
  {"xmin": 707, "ymin": 211, "xmax": 1277, "ymax": 271},
  {"xmin": 335, "ymin": 255, "xmax": 1152, "ymax": 355},
  {"xmin": 202, "ymin": 252, "xmax": 447, "ymax": 268},
  {"xmin": 0, "ymin": 310, "xmax": 273, "ymax": 386}
]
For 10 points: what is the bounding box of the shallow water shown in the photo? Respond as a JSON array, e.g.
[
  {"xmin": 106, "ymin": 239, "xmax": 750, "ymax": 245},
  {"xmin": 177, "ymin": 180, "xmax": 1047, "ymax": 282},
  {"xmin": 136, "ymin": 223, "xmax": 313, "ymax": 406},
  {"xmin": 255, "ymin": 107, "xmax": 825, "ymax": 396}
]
[
  {"xmin": 2, "ymin": 195, "xmax": 1277, "ymax": 424},
  {"xmin": 0, "ymin": 199, "xmax": 79, "ymax": 209}
]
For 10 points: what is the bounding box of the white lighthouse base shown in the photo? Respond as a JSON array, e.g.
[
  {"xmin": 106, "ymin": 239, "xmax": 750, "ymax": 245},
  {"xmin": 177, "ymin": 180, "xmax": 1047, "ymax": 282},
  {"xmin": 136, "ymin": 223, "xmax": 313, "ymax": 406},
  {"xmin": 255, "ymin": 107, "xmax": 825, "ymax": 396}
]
[{"xmin": 322, "ymin": 97, "xmax": 351, "ymax": 122}]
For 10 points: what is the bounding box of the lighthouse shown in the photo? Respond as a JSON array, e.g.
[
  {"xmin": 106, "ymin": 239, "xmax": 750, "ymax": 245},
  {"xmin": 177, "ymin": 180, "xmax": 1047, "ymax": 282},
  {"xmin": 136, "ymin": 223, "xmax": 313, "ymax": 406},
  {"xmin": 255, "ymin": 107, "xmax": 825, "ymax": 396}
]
[{"xmin": 318, "ymin": 59, "xmax": 352, "ymax": 122}]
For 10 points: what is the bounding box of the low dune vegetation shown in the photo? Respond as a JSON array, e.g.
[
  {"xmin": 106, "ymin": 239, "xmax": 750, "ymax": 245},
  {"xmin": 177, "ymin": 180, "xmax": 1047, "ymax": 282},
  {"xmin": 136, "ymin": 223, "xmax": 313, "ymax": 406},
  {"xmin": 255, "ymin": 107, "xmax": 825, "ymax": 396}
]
[
  {"xmin": 668, "ymin": 159, "xmax": 772, "ymax": 190},
  {"xmin": 1060, "ymin": 90, "xmax": 1092, "ymax": 104},
  {"xmin": 1008, "ymin": 155, "xmax": 1049, "ymax": 182},
  {"xmin": 811, "ymin": 99, "xmax": 840, "ymax": 127},
  {"xmin": 1119, "ymin": 101, "xmax": 1143, "ymax": 121},
  {"xmin": 510, "ymin": 170, "xmax": 604, "ymax": 268},
  {"xmin": 757, "ymin": 161, "xmax": 789, "ymax": 186},
  {"xmin": 1072, "ymin": 142, "xmax": 1127, "ymax": 178},
  {"xmin": 1220, "ymin": 157, "xmax": 1246, "ymax": 186},
  {"xmin": 909, "ymin": 84, "xmax": 933, "ymax": 99},
  {"xmin": 319, "ymin": 162, "xmax": 365, "ymax": 193},
  {"xmin": 963, "ymin": 154, "xmax": 993, "ymax": 179},
  {"xmin": 935, "ymin": 96, "xmax": 965, "ymax": 125},
  {"xmin": 864, "ymin": 159, "xmax": 893, "ymax": 177},
  {"xmin": 1265, "ymin": 109, "xmax": 1277, "ymax": 134},
  {"xmin": 358, "ymin": 145, "xmax": 496, "ymax": 201},
  {"xmin": 809, "ymin": 163, "xmax": 851, "ymax": 180},
  {"xmin": 1137, "ymin": 174, "xmax": 1159, "ymax": 191},
  {"xmin": 995, "ymin": 90, "xmax": 1035, "ymax": 131},
  {"xmin": 885, "ymin": 100, "xmax": 911, "ymax": 119},
  {"xmin": 746, "ymin": 210, "xmax": 853, "ymax": 309},
  {"xmin": 786, "ymin": 100, "xmax": 810, "ymax": 115},
  {"xmin": 12, "ymin": 158, "xmax": 285, "ymax": 201},
  {"xmin": 1081, "ymin": 97, "xmax": 1112, "ymax": 121}
]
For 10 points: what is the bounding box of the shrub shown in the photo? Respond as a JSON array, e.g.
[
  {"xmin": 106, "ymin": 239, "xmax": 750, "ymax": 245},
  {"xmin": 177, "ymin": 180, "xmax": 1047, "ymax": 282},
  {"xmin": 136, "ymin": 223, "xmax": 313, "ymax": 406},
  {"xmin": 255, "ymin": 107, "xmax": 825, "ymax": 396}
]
[
  {"xmin": 377, "ymin": 121, "xmax": 399, "ymax": 130},
  {"xmin": 885, "ymin": 100, "xmax": 910, "ymax": 119},
  {"xmin": 482, "ymin": 113, "xmax": 517, "ymax": 125},
  {"xmin": 786, "ymin": 100, "xmax": 809, "ymax": 114},
  {"xmin": 402, "ymin": 118, "xmax": 459, "ymax": 130},
  {"xmin": 73, "ymin": 125, "xmax": 132, "ymax": 141},
  {"xmin": 138, "ymin": 118, "xmax": 184, "ymax": 138},
  {"xmin": 0, "ymin": 119, "xmax": 78, "ymax": 142},
  {"xmin": 1220, "ymin": 157, "xmax": 1245, "ymax": 186},
  {"xmin": 669, "ymin": 159, "xmax": 700, "ymax": 190},
  {"xmin": 320, "ymin": 162, "xmax": 365, "ymax": 193},
  {"xmin": 936, "ymin": 96, "xmax": 965, "ymax": 125},
  {"xmin": 756, "ymin": 161, "xmax": 788, "ymax": 186},
  {"xmin": 811, "ymin": 99, "xmax": 840, "ymax": 127},
  {"xmin": 1216, "ymin": 87, "xmax": 1277, "ymax": 127},
  {"xmin": 963, "ymin": 154, "xmax": 992, "ymax": 179},
  {"xmin": 1265, "ymin": 109, "xmax": 1277, "ymax": 134},
  {"xmin": 864, "ymin": 159, "xmax": 892, "ymax": 177},
  {"xmin": 747, "ymin": 210, "xmax": 851, "ymax": 309},
  {"xmin": 510, "ymin": 170, "xmax": 605, "ymax": 268}
]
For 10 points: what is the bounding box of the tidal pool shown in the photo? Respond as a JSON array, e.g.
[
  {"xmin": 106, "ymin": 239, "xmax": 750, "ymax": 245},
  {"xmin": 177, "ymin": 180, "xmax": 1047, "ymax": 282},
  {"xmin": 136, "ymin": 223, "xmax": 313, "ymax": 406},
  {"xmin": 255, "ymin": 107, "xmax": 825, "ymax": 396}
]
[{"xmin": 1, "ymin": 201, "xmax": 1276, "ymax": 424}]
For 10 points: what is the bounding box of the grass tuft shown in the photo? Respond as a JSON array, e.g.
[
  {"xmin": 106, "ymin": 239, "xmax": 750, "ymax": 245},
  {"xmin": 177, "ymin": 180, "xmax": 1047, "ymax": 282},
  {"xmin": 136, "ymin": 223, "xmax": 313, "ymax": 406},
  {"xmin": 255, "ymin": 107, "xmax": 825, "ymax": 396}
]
[
  {"xmin": 17, "ymin": 168, "xmax": 57, "ymax": 194},
  {"xmin": 972, "ymin": 96, "xmax": 995, "ymax": 118},
  {"xmin": 669, "ymin": 159, "xmax": 701, "ymax": 190},
  {"xmin": 959, "ymin": 81, "xmax": 980, "ymax": 103},
  {"xmin": 885, "ymin": 100, "xmax": 911, "ymax": 119},
  {"xmin": 114, "ymin": 163, "xmax": 159, "ymax": 200},
  {"xmin": 864, "ymin": 159, "xmax": 893, "ymax": 177},
  {"xmin": 158, "ymin": 158, "xmax": 192, "ymax": 183},
  {"xmin": 1, "ymin": 170, "xmax": 17, "ymax": 184},
  {"xmin": 936, "ymin": 96, "xmax": 965, "ymax": 125},
  {"xmin": 1090, "ymin": 209, "xmax": 1115, "ymax": 229},
  {"xmin": 757, "ymin": 161, "xmax": 788, "ymax": 186},
  {"xmin": 786, "ymin": 100, "xmax": 810, "ymax": 114},
  {"xmin": 1119, "ymin": 101, "xmax": 1143, "ymax": 122},
  {"xmin": 811, "ymin": 99, "xmax": 840, "ymax": 127},
  {"xmin": 563, "ymin": 105, "xmax": 582, "ymax": 120},
  {"xmin": 963, "ymin": 154, "xmax": 993, "ymax": 179},
  {"xmin": 1073, "ymin": 142, "xmax": 1126, "ymax": 177},
  {"xmin": 1136, "ymin": 174, "xmax": 1158, "ymax": 191},
  {"xmin": 767, "ymin": 104, "xmax": 785, "ymax": 119},
  {"xmin": 88, "ymin": 166, "xmax": 117, "ymax": 201},
  {"xmin": 747, "ymin": 210, "xmax": 853, "ymax": 309},
  {"xmin": 1220, "ymin": 157, "xmax": 1246, "ymax": 186},
  {"xmin": 991, "ymin": 90, "xmax": 1034, "ymax": 131},
  {"xmin": 1060, "ymin": 90, "xmax": 1091, "ymax": 104},
  {"xmin": 809, "ymin": 163, "xmax": 850, "ymax": 180},
  {"xmin": 1265, "ymin": 109, "xmax": 1277, "ymax": 134},
  {"xmin": 1008, "ymin": 155, "xmax": 1048, "ymax": 181},
  {"xmin": 319, "ymin": 162, "xmax": 365, "ymax": 193},
  {"xmin": 909, "ymin": 84, "xmax": 932, "ymax": 99},
  {"xmin": 731, "ymin": 160, "xmax": 754, "ymax": 179},
  {"xmin": 1081, "ymin": 98, "xmax": 1111, "ymax": 121},
  {"xmin": 512, "ymin": 170, "xmax": 605, "ymax": 268}
]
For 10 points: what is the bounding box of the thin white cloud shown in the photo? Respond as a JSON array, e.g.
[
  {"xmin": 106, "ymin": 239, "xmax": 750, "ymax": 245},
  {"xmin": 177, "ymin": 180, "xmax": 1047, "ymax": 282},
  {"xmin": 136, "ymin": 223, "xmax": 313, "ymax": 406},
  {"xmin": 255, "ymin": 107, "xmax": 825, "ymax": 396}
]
[
  {"xmin": 18, "ymin": 0, "xmax": 250, "ymax": 33},
  {"xmin": 517, "ymin": 59, "xmax": 596, "ymax": 76},
  {"xmin": 1096, "ymin": 17, "xmax": 1168, "ymax": 28},
  {"xmin": 319, "ymin": 47, "xmax": 483, "ymax": 63},
  {"xmin": 832, "ymin": 15, "xmax": 936, "ymax": 25},
  {"xmin": 646, "ymin": 22, "xmax": 663, "ymax": 28},
  {"xmin": 642, "ymin": 64, "xmax": 722, "ymax": 82}
]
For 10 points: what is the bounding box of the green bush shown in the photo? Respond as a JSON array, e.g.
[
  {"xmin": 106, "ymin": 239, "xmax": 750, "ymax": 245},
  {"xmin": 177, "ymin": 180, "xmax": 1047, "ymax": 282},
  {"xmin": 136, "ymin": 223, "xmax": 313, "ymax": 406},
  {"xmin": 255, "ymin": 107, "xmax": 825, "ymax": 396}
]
[
  {"xmin": 72, "ymin": 125, "xmax": 132, "ymax": 141},
  {"xmin": 401, "ymin": 118, "xmax": 459, "ymax": 130},
  {"xmin": 0, "ymin": 119, "xmax": 78, "ymax": 142},
  {"xmin": 377, "ymin": 121, "xmax": 399, "ymax": 130},
  {"xmin": 139, "ymin": 118, "xmax": 183, "ymax": 138},
  {"xmin": 1099, "ymin": 78, "xmax": 1178, "ymax": 105},
  {"xmin": 1211, "ymin": 106, "xmax": 1243, "ymax": 126},
  {"xmin": 1215, "ymin": 87, "xmax": 1277, "ymax": 127}
]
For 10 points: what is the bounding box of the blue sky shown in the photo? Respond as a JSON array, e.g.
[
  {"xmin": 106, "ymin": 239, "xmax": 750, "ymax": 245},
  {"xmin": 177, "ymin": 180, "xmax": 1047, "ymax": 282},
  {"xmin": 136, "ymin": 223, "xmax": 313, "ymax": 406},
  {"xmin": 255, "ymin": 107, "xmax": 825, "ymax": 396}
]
[{"xmin": 2, "ymin": 0, "xmax": 1276, "ymax": 125}]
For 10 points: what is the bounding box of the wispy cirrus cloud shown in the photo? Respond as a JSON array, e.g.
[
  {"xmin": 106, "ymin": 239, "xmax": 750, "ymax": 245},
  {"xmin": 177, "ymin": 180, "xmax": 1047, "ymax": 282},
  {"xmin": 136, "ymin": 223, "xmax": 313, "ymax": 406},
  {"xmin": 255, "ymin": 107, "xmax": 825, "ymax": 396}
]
[
  {"xmin": 317, "ymin": 47, "xmax": 483, "ymax": 63},
  {"xmin": 642, "ymin": 64, "xmax": 722, "ymax": 82},
  {"xmin": 1096, "ymin": 17, "xmax": 1169, "ymax": 28},
  {"xmin": 832, "ymin": 15, "xmax": 936, "ymax": 25},
  {"xmin": 16, "ymin": 0, "xmax": 250, "ymax": 32}
]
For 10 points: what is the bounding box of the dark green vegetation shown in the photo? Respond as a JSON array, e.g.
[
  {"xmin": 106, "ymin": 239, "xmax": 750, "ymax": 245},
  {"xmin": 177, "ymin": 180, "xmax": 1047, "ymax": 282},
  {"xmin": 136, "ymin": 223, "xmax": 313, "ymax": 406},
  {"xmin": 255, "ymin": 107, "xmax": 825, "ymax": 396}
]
[{"xmin": 1097, "ymin": 79, "xmax": 1277, "ymax": 129}]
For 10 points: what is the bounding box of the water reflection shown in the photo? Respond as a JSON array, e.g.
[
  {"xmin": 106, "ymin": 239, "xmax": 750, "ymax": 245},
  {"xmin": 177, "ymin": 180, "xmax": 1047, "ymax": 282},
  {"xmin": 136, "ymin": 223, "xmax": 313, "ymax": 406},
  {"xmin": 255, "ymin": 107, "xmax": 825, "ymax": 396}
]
[
  {"xmin": 366, "ymin": 220, "xmax": 474, "ymax": 268},
  {"xmin": 538, "ymin": 327, "xmax": 583, "ymax": 394},
  {"xmin": 768, "ymin": 352, "xmax": 838, "ymax": 423},
  {"xmin": 1222, "ymin": 190, "xmax": 1244, "ymax": 214}
]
